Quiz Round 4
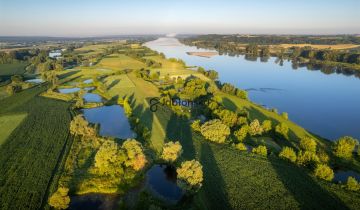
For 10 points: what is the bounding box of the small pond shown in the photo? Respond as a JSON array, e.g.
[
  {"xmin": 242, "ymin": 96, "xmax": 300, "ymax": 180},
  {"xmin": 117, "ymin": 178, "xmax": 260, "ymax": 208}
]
[
  {"xmin": 69, "ymin": 193, "xmax": 120, "ymax": 210},
  {"xmin": 82, "ymin": 105, "xmax": 135, "ymax": 139},
  {"xmin": 83, "ymin": 93, "xmax": 102, "ymax": 103},
  {"xmin": 84, "ymin": 87, "xmax": 95, "ymax": 91},
  {"xmin": 83, "ymin": 79, "xmax": 94, "ymax": 84},
  {"xmin": 25, "ymin": 78, "xmax": 43, "ymax": 83},
  {"xmin": 58, "ymin": 87, "xmax": 81, "ymax": 94},
  {"xmin": 146, "ymin": 164, "xmax": 184, "ymax": 204},
  {"xmin": 334, "ymin": 170, "xmax": 360, "ymax": 183}
]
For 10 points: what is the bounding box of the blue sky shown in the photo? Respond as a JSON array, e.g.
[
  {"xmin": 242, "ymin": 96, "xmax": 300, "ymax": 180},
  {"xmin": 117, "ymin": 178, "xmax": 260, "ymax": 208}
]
[{"xmin": 0, "ymin": 0, "xmax": 359, "ymax": 36}]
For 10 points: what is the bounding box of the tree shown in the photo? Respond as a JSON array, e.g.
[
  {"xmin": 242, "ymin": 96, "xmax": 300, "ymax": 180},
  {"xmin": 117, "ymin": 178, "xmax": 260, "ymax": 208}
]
[
  {"xmin": 248, "ymin": 119, "xmax": 263, "ymax": 136},
  {"xmin": 177, "ymin": 160, "xmax": 203, "ymax": 192},
  {"xmin": 200, "ymin": 119, "xmax": 230, "ymax": 143},
  {"xmin": 48, "ymin": 187, "xmax": 70, "ymax": 210},
  {"xmin": 123, "ymin": 96, "xmax": 132, "ymax": 117},
  {"xmin": 314, "ymin": 164, "xmax": 334, "ymax": 181},
  {"xmin": 70, "ymin": 115, "xmax": 97, "ymax": 137},
  {"xmin": 161, "ymin": 141, "xmax": 183, "ymax": 162},
  {"xmin": 279, "ymin": 147, "xmax": 297, "ymax": 163},
  {"xmin": 262, "ymin": 120, "xmax": 272, "ymax": 133},
  {"xmin": 333, "ymin": 136, "xmax": 358, "ymax": 159},
  {"xmin": 347, "ymin": 177, "xmax": 360, "ymax": 191},
  {"xmin": 234, "ymin": 125, "xmax": 249, "ymax": 142},
  {"xmin": 6, "ymin": 84, "xmax": 22, "ymax": 95},
  {"xmin": 275, "ymin": 122, "xmax": 289, "ymax": 139},
  {"xmin": 94, "ymin": 140, "xmax": 126, "ymax": 176},
  {"xmin": 299, "ymin": 137, "xmax": 317, "ymax": 152},
  {"xmin": 252, "ymin": 145, "xmax": 267, "ymax": 156},
  {"xmin": 191, "ymin": 120, "xmax": 201, "ymax": 132},
  {"xmin": 11, "ymin": 75, "xmax": 23, "ymax": 83},
  {"xmin": 122, "ymin": 139, "xmax": 147, "ymax": 171}
]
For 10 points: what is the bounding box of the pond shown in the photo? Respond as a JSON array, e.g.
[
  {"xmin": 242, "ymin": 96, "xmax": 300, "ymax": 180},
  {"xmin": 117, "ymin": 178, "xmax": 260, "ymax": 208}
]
[
  {"xmin": 145, "ymin": 38, "xmax": 360, "ymax": 141},
  {"xmin": 334, "ymin": 170, "xmax": 360, "ymax": 183},
  {"xmin": 83, "ymin": 93, "xmax": 102, "ymax": 103},
  {"xmin": 58, "ymin": 87, "xmax": 81, "ymax": 94},
  {"xmin": 83, "ymin": 79, "xmax": 93, "ymax": 84},
  {"xmin": 25, "ymin": 78, "xmax": 43, "ymax": 83},
  {"xmin": 146, "ymin": 164, "xmax": 184, "ymax": 204},
  {"xmin": 82, "ymin": 105, "xmax": 135, "ymax": 139}
]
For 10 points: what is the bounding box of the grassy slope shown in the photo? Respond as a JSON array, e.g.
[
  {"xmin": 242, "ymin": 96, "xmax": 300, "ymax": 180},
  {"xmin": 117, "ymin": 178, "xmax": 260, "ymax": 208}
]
[
  {"xmin": 0, "ymin": 113, "xmax": 27, "ymax": 145},
  {"xmin": 97, "ymin": 54, "xmax": 145, "ymax": 71},
  {"xmin": 0, "ymin": 63, "xmax": 28, "ymax": 76},
  {"xmin": 0, "ymin": 86, "xmax": 72, "ymax": 210}
]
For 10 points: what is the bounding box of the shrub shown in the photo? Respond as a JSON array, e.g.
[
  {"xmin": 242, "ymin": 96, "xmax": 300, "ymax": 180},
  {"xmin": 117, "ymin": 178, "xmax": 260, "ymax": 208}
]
[
  {"xmin": 347, "ymin": 177, "xmax": 360, "ymax": 191},
  {"xmin": 279, "ymin": 147, "xmax": 297, "ymax": 163},
  {"xmin": 234, "ymin": 125, "xmax": 249, "ymax": 142},
  {"xmin": 275, "ymin": 122, "xmax": 289, "ymax": 139},
  {"xmin": 248, "ymin": 119, "xmax": 263, "ymax": 136},
  {"xmin": 252, "ymin": 145, "xmax": 267, "ymax": 156},
  {"xmin": 6, "ymin": 84, "xmax": 22, "ymax": 95},
  {"xmin": 237, "ymin": 116, "xmax": 248, "ymax": 126},
  {"xmin": 299, "ymin": 137, "xmax": 317, "ymax": 152},
  {"xmin": 235, "ymin": 143, "xmax": 247, "ymax": 151},
  {"xmin": 161, "ymin": 141, "xmax": 183, "ymax": 162},
  {"xmin": 281, "ymin": 112, "xmax": 288, "ymax": 120},
  {"xmin": 314, "ymin": 164, "xmax": 334, "ymax": 181},
  {"xmin": 318, "ymin": 149, "xmax": 330, "ymax": 163},
  {"xmin": 262, "ymin": 120, "xmax": 272, "ymax": 133},
  {"xmin": 48, "ymin": 187, "xmax": 70, "ymax": 210},
  {"xmin": 200, "ymin": 119, "xmax": 230, "ymax": 143},
  {"xmin": 123, "ymin": 96, "xmax": 132, "ymax": 117},
  {"xmin": 177, "ymin": 160, "xmax": 203, "ymax": 192},
  {"xmin": 333, "ymin": 136, "xmax": 358, "ymax": 159},
  {"xmin": 217, "ymin": 109, "xmax": 238, "ymax": 128},
  {"xmin": 191, "ymin": 120, "xmax": 201, "ymax": 132},
  {"xmin": 297, "ymin": 151, "xmax": 319, "ymax": 167}
]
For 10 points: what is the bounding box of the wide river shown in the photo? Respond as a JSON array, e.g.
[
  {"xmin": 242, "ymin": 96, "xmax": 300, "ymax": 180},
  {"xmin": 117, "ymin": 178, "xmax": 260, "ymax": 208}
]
[{"xmin": 145, "ymin": 37, "xmax": 360, "ymax": 141}]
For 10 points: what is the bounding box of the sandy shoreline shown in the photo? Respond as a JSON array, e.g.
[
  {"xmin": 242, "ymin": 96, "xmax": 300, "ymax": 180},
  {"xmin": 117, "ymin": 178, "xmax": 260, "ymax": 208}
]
[{"xmin": 186, "ymin": 51, "xmax": 218, "ymax": 58}]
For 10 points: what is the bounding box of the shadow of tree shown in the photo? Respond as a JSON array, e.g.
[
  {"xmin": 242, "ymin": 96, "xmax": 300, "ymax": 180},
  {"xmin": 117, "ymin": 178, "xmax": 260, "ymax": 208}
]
[
  {"xmin": 107, "ymin": 79, "xmax": 120, "ymax": 90},
  {"xmin": 269, "ymin": 157, "xmax": 350, "ymax": 209},
  {"xmin": 198, "ymin": 142, "xmax": 232, "ymax": 210}
]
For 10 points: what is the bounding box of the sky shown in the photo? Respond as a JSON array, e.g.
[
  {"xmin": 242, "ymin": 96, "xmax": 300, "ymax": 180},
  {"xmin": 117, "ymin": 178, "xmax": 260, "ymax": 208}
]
[{"xmin": 0, "ymin": 0, "xmax": 359, "ymax": 36}]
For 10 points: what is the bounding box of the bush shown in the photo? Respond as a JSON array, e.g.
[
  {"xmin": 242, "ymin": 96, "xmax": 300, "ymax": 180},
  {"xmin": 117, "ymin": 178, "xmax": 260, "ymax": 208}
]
[
  {"xmin": 347, "ymin": 177, "xmax": 360, "ymax": 191},
  {"xmin": 48, "ymin": 187, "xmax": 70, "ymax": 210},
  {"xmin": 191, "ymin": 120, "xmax": 201, "ymax": 132},
  {"xmin": 234, "ymin": 125, "xmax": 249, "ymax": 142},
  {"xmin": 248, "ymin": 119, "xmax": 264, "ymax": 136},
  {"xmin": 235, "ymin": 143, "xmax": 247, "ymax": 151},
  {"xmin": 237, "ymin": 116, "xmax": 248, "ymax": 126},
  {"xmin": 299, "ymin": 137, "xmax": 317, "ymax": 152},
  {"xmin": 314, "ymin": 164, "xmax": 334, "ymax": 181},
  {"xmin": 122, "ymin": 139, "xmax": 147, "ymax": 171},
  {"xmin": 262, "ymin": 120, "xmax": 272, "ymax": 133},
  {"xmin": 252, "ymin": 145, "xmax": 267, "ymax": 156},
  {"xmin": 318, "ymin": 149, "xmax": 330, "ymax": 163},
  {"xmin": 297, "ymin": 151, "xmax": 319, "ymax": 167},
  {"xmin": 333, "ymin": 136, "xmax": 358, "ymax": 159},
  {"xmin": 275, "ymin": 122, "xmax": 289, "ymax": 139},
  {"xmin": 161, "ymin": 141, "xmax": 183, "ymax": 162},
  {"xmin": 177, "ymin": 160, "xmax": 203, "ymax": 192},
  {"xmin": 200, "ymin": 119, "xmax": 230, "ymax": 143},
  {"xmin": 6, "ymin": 84, "xmax": 22, "ymax": 95},
  {"xmin": 279, "ymin": 147, "xmax": 297, "ymax": 163}
]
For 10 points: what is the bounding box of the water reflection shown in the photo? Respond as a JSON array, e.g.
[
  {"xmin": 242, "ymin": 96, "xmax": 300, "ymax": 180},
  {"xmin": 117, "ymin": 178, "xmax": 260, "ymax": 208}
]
[
  {"xmin": 146, "ymin": 164, "xmax": 183, "ymax": 203},
  {"xmin": 82, "ymin": 105, "xmax": 135, "ymax": 139}
]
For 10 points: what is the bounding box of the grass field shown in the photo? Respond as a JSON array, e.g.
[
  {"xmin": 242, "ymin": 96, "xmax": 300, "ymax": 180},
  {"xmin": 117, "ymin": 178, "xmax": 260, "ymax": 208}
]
[
  {"xmin": 0, "ymin": 86, "xmax": 72, "ymax": 210},
  {"xmin": 96, "ymin": 54, "xmax": 145, "ymax": 71},
  {"xmin": 0, "ymin": 113, "xmax": 27, "ymax": 145},
  {"xmin": 0, "ymin": 63, "xmax": 28, "ymax": 76}
]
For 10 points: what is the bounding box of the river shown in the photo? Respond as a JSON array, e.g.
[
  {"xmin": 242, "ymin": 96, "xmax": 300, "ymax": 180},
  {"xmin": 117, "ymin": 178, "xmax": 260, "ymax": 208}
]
[{"xmin": 145, "ymin": 37, "xmax": 360, "ymax": 141}]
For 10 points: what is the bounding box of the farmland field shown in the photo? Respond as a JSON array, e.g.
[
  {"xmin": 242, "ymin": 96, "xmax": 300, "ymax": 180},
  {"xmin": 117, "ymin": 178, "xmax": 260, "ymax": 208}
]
[
  {"xmin": 0, "ymin": 113, "xmax": 27, "ymax": 145},
  {"xmin": 0, "ymin": 86, "xmax": 72, "ymax": 210}
]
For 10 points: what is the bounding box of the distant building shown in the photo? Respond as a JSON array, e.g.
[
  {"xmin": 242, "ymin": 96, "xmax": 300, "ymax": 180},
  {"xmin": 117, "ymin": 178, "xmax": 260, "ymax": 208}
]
[{"xmin": 49, "ymin": 50, "xmax": 62, "ymax": 58}]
